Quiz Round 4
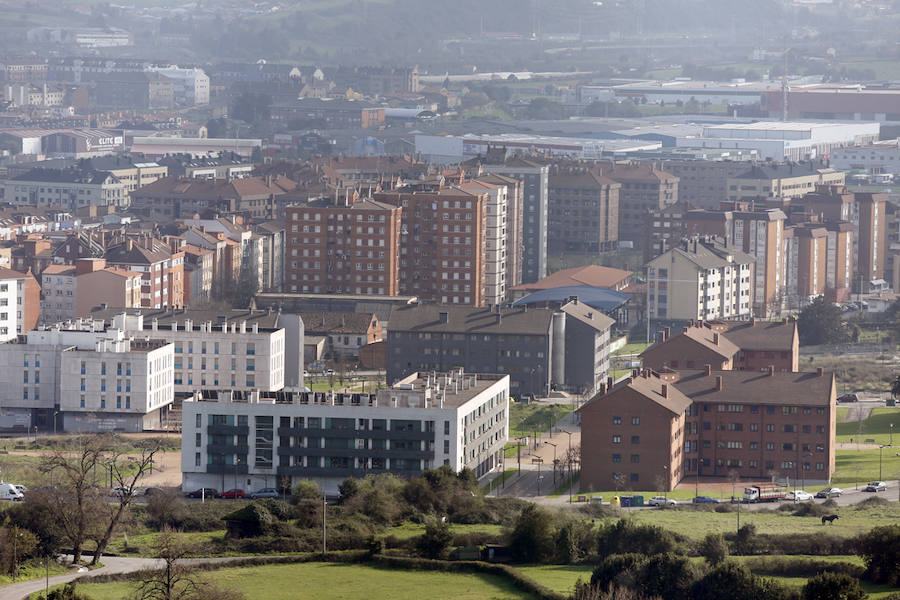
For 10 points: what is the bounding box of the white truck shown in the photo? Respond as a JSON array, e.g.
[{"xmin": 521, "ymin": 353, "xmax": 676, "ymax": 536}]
[{"xmin": 0, "ymin": 482, "xmax": 24, "ymax": 501}]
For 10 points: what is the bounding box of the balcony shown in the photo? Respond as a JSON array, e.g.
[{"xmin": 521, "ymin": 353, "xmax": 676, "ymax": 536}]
[
  {"xmin": 207, "ymin": 443, "xmax": 249, "ymax": 456},
  {"xmin": 206, "ymin": 463, "xmax": 249, "ymax": 475},
  {"xmin": 207, "ymin": 424, "xmax": 249, "ymax": 436}
]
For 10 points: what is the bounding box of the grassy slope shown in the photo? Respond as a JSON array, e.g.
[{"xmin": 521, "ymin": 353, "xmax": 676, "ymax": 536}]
[
  {"xmin": 836, "ymin": 407, "xmax": 900, "ymax": 446},
  {"xmin": 629, "ymin": 503, "xmax": 900, "ymax": 540},
  {"xmin": 69, "ymin": 563, "xmax": 537, "ymax": 600},
  {"xmin": 834, "ymin": 449, "xmax": 900, "ymax": 486},
  {"xmin": 508, "ymin": 402, "xmax": 574, "ymax": 439}
]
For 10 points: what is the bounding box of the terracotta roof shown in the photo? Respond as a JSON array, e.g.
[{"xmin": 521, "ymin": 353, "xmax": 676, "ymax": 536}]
[
  {"xmin": 97, "ymin": 267, "xmax": 141, "ymax": 279},
  {"xmin": 641, "ymin": 325, "xmax": 739, "ymax": 361},
  {"xmin": 608, "ymin": 164, "xmax": 677, "ymax": 182},
  {"xmin": 104, "ymin": 240, "xmax": 173, "ymax": 265},
  {"xmin": 42, "ymin": 264, "xmax": 76, "ymax": 276},
  {"xmin": 583, "ymin": 371, "xmax": 692, "ymax": 416},
  {"xmin": 511, "ymin": 265, "xmax": 631, "ymax": 291},
  {"xmin": 672, "ymin": 369, "xmax": 833, "ymax": 406},
  {"xmin": 560, "ymin": 300, "xmax": 615, "ymax": 332},
  {"xmin": 549, "ymin": 170, "xmax": 618, "ymax": 188},
  {"xmin": 299, "ymin": 311, "xmax": 377, "ymax": 334},
  {"xmin": 0, "ymin": 266, "xmax": 28, "ymax": 280}
]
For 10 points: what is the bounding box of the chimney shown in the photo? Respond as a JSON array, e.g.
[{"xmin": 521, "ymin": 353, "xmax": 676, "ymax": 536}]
[
  {"xmin": 438, "ymin": 311, "xmax": 448, "ymax": 324},
  {"xmin": 715, "ymin": 376, "xmax": 723, "ymax": 391},
  {"xmin": 816, "ymin": 367, "xmax": 824, "ymax": 377},
  {"xmin": 661, "ymin": 383, "xmax": 668, "ymax": 398},
  {"xmin": 767, "ymin": 365, "xmax": 775, "ymax": 377},
  {"xmin": 704, "ymin": 364, "xmax": 712, "ymax": 376},
  {"xmin": 713, "ymin": 332, "xmax": 719, "ymax": 345}
]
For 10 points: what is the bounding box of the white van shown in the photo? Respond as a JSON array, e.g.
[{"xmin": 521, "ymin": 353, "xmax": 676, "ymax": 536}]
[{"xmin": 0, "ymin": 482, "xmax": 24, "ymax": 501}]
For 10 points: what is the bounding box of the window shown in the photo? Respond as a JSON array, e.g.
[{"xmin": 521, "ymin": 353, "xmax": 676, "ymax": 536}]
[
  {"xmin": 612, "ymin": 435, "xmax": 621, "ymax": 444},
  {"xmin": 631, "ymin": 435, "xmax": 640, "ymax": 444},
  {"xmin": 612, "ymin": 454, "xmax": 621, "ymax": 463},
  {"xmin": 612, "ymin": 416, "xmax": 622, "ymax": 425},
  {"xmin": 630, "ymin": 473, "xmax": 639, "ymax": 482},
  {"xmin": 631, "ymin": 417, "xmax": 640, "ymax": 425},
  {"xmin": 630, "ymin": 454, "xmax": 640, "ymax": 463},
  {"xmin": 195, "ymin": 432, "xmax": 201, "ymax": 447}
]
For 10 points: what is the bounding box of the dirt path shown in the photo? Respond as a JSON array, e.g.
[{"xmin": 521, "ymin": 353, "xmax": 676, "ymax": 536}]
[
  {"xmin": 844, "ymin": 404, "xmax": 874, "ymax": 424},
  {"xmin": 1, "ymin": 449, "xmax": 182, "ymax": 488}
]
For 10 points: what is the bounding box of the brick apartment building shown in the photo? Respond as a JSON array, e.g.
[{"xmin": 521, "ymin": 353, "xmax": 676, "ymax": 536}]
[
  {"xmin": 580, "ymin": 366, "xmax": 836, "ymax": 491},
  {"xmin": 103, "ymin": 238, "xmax": 184, "ymax": 309},
  {"xmin": 606, "ymin": 163, "xmax": 679, "ymax": 246},
  {"xmin": 548, "ymin": 166, "xmax": 620, "ymax": 254},
  {"xmin": 641, "ymin": 319, "xmax": 799, "ymax": 373},
  {"xmin": 662, "ymin": 159, "xmax": 753, "ymax": 209},
  {"xmin": 284, "ymin": 196, "xmax": 402, "ymax": 296}
]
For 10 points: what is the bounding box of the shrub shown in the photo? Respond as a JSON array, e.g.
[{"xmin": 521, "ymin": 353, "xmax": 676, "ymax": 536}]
[
  {"xmin": 509, "ymin": 504, "xmax": 556, "ymax": 563},
  {"xmin": 734, "ymin": 523, "xmax": 757, "ymax": 554},
  {"xmin": 597, "ymin": 519, "xmax": 682, "ymax": 558},
  {"xmin": 591, "ymin": 554, "xmax": 648, "ymax": 591},
  {"xmin": 789, "ymin": 502, "xmax": 833, "ymax": 517},
  {"xmin": 802, "ymin": 572, "xmax": 866, "ymax": 600},
  {"xmin": 292, "ymin": 480, "xmax": 321, "ymax": 503},
  {"xmin": 854, "ymin": 496, "xmax": 890, "ymax": 509},
  {"xmin": 634, "ymin": 553, "xmax": 695, "ymax": 600},
  {"xmin": 741, "ymin": 556, "xmax": 863, "ymax": 578},
  {"xmin": 698, "ymin": 533, "xmax": 728, "ymax": 566},
  {"xmin": 856, "ymin": 524, "xmax": 900, "ymax": 586},
  {"xmin": 555, "ymin": 520, "xmax": 595, "ymax": 564},
  {"xmin": 417, "ymin": 519, "xmax": 453, "ymax": 559},
  {"xmin": 691, "ymin": 561, "xmax": 793, "ymax": 600}
]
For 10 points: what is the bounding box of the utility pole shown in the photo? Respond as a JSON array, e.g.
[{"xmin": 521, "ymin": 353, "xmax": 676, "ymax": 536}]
[{"xmin": 322, "ymin": 489, "xmax": 327, "ymax": 556}]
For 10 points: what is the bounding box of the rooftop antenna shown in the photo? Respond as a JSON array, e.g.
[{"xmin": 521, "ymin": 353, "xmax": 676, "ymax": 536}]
[{"xmin": 782, "ymin": 39, "xmax": 791, "ymax": 122}]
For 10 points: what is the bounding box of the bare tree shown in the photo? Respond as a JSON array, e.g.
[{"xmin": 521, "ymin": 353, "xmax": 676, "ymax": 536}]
[
  {"xmin": 39, "ymin": 435, "xmax": 110, "ymax": 563},
  {"xmin": 91, "ymin": 438, "xmax": 164, "ymax": 565}
]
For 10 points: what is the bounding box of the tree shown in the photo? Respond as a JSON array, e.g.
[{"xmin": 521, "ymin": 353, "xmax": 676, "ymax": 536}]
[
  {"xmin": 38, "ymin": 436, "xmax": 110, "ymax": 564},
  {"xmin": 857, "ymin": 524, "xmax": 900, "ymax": 586},
  {"xmin": 698, "ymin": 532, "xmax": 728, "ymax": 566},
  {"xmin": 591, "ymin": 553, "xmax": 648, "ymax": 591},
  {"xmin": 91, "ymin": 439, "xmax": 164, "ymax": 565},
  {"xmin": 691, "ymin": 561, "xmax": 788, "ymax": 600},
  {"xmin": 417, "ymin": 518, "xmax": 453, "ymax": 559},
  {"xmin": 0, "ymin": 523, "xmax": 39, "ymax": 577},
  {"xmin": 509, "ymin": 504, "xmax": 556, "ymax": 563},
  {"xmin": 131, "ymin": 528, "xmax": 199, "ymax": 600},
  {"xmin": 891, "ymin": 374, "xmax": 900, "ymax": 399},
  {"xmin": 633, "ymin": 553, "xmax": 695, "ymax": 600},
  {"xmin": 797, "ymin": 296, "xmax": 852, "ymax": 346},
  {"xmin": 802, "ymin": 572, "xmax": 867, "ymax": 600}
]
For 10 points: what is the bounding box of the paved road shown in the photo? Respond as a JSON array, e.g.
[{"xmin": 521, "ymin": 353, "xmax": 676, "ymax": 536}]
[{"xmin": 0, "ymin": 555, "xmax": 263, "ymax": 600}]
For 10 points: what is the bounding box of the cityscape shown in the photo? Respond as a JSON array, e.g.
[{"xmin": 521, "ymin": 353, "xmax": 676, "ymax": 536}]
[{"xmin": 0, "ymin": 0, "xmax": 898, "ymax": 599}]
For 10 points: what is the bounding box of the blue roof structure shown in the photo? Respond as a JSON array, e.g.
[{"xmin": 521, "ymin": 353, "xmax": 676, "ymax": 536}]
[{"xmin": 511, "ymin": 285, "xmax": 630, "ymax": 312}]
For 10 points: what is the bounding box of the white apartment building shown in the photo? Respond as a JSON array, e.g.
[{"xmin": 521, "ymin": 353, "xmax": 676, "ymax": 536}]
[
  {"xmin": 146, "ymin": 65, "xmax": 210, "ymax": 106},
  {"xmin": 180, "ymin": 369, "xmax": 509, "ymax": 495},
  {"xmin": 0, "ymin": 323, "xmax": 174, "ymax": 432},
  {"xmin": 831, "ymin": 140, "xmax": 900, "ymax": 178},
  {"xmin": 462, "ymin": 180, "xmax": 508, "ymax": 305},
  {"xmin": 647, "ymin": 236, "xmax": 755, "ymax": 321},
  {"xmin": 4, "ymin": 169, "xmax": 129, "ymax": 209},
  {"xmin": 40, "ymin": 265, "xmax": 76, "ymax": 325},
  {"xmin": 0, "ymin": 267, "xmax": 38, "ymax": 343}
]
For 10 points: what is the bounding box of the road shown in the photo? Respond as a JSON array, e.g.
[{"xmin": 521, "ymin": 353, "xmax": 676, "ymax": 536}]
[{"xmin": 0, "ymin": 555, "xmax": 271, "ymax": 600}]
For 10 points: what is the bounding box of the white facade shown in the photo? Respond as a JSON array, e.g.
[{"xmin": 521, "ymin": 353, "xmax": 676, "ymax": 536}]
[
  {"xmin": 0, "ymin": 274, "xmax": 19, "ymax": 343},
  {"xmin": 0, "ymin": 325, "xmax": 174, "ymax": 432},
  {"xmin": 831, "ymin": 140, "xmax": 900, "ymax": 176},
  {"xmin": 146, "ymin": 65, "xmax": 210, "ymax": 106},
  {"xmin": 180, "ymin": 370, "xmax": 509, "ymax": 495},
  {"xmin": 110, "ymin": 313, "xmax": 286, "ymax": 394},
  {"xmin": 4, "ymin": 175, "xmax": 129, "ymax": 209},
  {"xmin": 40, "ymin": 269, "xmax": 76, "ymax": 325}
]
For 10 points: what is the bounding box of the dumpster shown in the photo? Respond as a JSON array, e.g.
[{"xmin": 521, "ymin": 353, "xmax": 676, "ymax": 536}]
[
  {"xmin": 577, "ymin": 495, "xmax": 587, "ymax": 502},
  {"xmin": 621, "ymin": 496, "xmax": 633, "ymax": 507},
  {"xmin": 610, "ymin": 496, "xmax": 621, "ymax": 507},
  {"xmin": 633, "ymin": 495, "xmax": 644, "ymax": 507},
  {"xmin": 591, "ymin": 496, "xmax": 604, "ymax": 504}
]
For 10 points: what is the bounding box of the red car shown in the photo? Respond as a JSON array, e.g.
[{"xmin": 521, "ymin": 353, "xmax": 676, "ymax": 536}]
[{"xmin": 220, "ymin": 488, "xmax": 245, "ymax": 499}]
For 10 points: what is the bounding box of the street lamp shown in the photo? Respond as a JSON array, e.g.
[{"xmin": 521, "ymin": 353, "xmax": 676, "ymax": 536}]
[
  {"xmin": 663, "ymin": 465, "xmax": 669, "ymax": 501},
  {"xmin": 562, "ymin": 430, "xmax": 574, "ymax": 502},
  {"xmin": 52, "ymin": 411, "xmax": 59, "ymax": 436},
  {"xmin": 879, "ymin": 445, "xmax": 886, "ymax": 481},
  {"xmin": 545, "ymin": 441, "xmax": 558, "ymax": 483},
  {"xmin": 890, "ymin": 423, "xmax": 894, "ymax": 447}
]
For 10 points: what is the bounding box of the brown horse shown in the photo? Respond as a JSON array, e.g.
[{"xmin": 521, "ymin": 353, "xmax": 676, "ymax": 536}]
[{"xmin": 822, "ymin": 514, "xmax": 840, "ymax": 524}]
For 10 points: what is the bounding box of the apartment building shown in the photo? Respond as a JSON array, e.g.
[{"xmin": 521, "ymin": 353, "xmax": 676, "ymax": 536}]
[
  {"xmin": 646, "ymin": 236, "xmax": 755, "ymax": 322},
  {"xmin": 459, "ymin": 179, "xmax": 508, "ymax": 306},
  {"xmin": 387, "ymin": 301, "xmax": 614, "ymax": 397},
  {"xmin": 5, "ymin": 168, "xmax": 129, "ymax": 210},
  {"xmin": 103, "ymin": 238, "xmax": 184, "ymax": 309},
  {"xmin": 480, "ymin": 158, "xmax": 549, "ymax": 284},
  {"xmin": 726, "ymin": 163, "xmax": 845, "ymax": 203},
  {"xmin": 662, "ymin": 159, "xmax": 754, "ymax": 209},
  {"xmin": 145, "ymin": 65, "xmax": 210, "ymax": 106},
  {"xmin": 181, "ymin": 244, "xmax": 214, "ymax": 305},
  {"xmin": 180, "ymin": 369, "xmax": 508, "ymax": 495},
  {"xmin": 478, "ymin": 172, "xmax": 523, "ymax": 289},
  {"xmin": 130, "ymin": 176, "xmax": 297, "ymax": 220},
  {"xmin": 284, "ymin": 197, "xmax": 402, "ymax": 296},
  {"xmin": 374, "ymin": 185, "xmax": 487, "ymax": 306},
  {"xmin": 85, "ymin": 309, "xmax": 294, "ymax": 396},
  {"xmin": 726, "ymin": 206, "xmax": 787, "ymax": 316},
  {"xmin": 0, "ymin": 323, "xmax": 175, "ymax": 432},
  {"xmin": 579, "ymin": 367, "xmax": 836, "ymax": 491},
  {"xmin": 299, "ymin": 311, "xmax": 382, "ymax": 360},
  {"xmin": 0, "ymin": 267, "xmax": 40, "ymax": 343},
  {"xmin": 548, "ymin": 167, "xmax": 620, "ymax": 254},
  {"xmin": 40, "ymin": 259, "xmax": 142, "ymax": 324},
  {"xmin": 641, "ymin": 319, "xmax": 799, "ymax": 373},
  {"xmin": 607, "ymin": 163, "xmax": 679, "ymax": 246}
]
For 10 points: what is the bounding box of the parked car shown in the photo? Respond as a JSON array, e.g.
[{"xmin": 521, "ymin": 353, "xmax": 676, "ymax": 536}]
[
  {"xmin": 815, "ymin": 487, "xmax": 843, "ymax": 498},
  {"xmin": 786, "ymin": 490, "xmax": 813, "ymax": 502},
  {"xmin": 0, "ymin": 483, "xmax": 24, "ymax": 502},
  {"xmin": 692, "ymin": 496, "xmax": 719, "ymax": 504},
  {"xmin": 864, "ymin": 481, "xmax": 887, "ymax": 492},
  {"xmin": 648, "ymin": 496, "xmax": 677, "ymax": 506},
  {"xmin": 249, "ymin": 488, "xmax": 279, "ymax": 499},
  {"xmin": 185, "ymin": 488, "xmax": 218, "ymax": 499},
  {"xmin": 144, "ymin": 487, "xmax": 164, "ymax": 496},
  {"xmin": 220, "ymin": 489, "xmax": 245, "ymax": 499},
  {"xmin": 110, "ymin": 486, "xmax": 129, "ymax": 498},
  {"xmin": 837, "ymin": 393, "xmax": 859, "ymax": 403}
]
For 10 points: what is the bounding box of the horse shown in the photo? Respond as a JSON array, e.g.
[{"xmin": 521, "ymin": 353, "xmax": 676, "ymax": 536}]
[{"xmin": 822, "ymin": 514, "xmax": 840, "ymax": 525}]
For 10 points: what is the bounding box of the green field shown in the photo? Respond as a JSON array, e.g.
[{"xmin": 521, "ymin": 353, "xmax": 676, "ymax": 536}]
[
  {"xmin": 508, "ymin": 402, "xmax": 574, "ymax": 439},
  {"xmin": 833, "ymin": 448, "xmax": 900, "ymax": 486},
  {"xmin": 515, "ymin": 564, "xmax": 594, "ymax": 593},
  {"xmin": 762, "ymin": 575, "xmax": 900, "ymax": 599},
  {"xmin": 106, "ymin": 530, "xmax": 227, "ymax": 556},
  {"xmin": 629, "ymin": 503, "xmax": 900, "ymax": 540},
  {"xmin": 0, "ymin": 560, "xmax": 67, "ymax": 586},
  {"xmin": 66, "ymin": 562, "xmax": 537, "ymax": 600},
  {"xmin": 383, "ymin": 522, "xmax": 504, "ymax": 542},
  {"xmin": 837, "ymin": 407, "xmax": 900, "ymax": 446}
]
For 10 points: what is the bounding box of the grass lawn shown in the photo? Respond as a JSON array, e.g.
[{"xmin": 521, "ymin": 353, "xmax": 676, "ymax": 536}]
[
  {"xmin": 833, "ymin": 448, "xmax": 900, "ymax": 486},
  {"xmin": 509, "ymin": 402, "xmax": 574, "ymax": 439},
  {"xmin": 0, "ymin": 559, "xmax": 67, "ymax": 586},
  {"xmin": 762, "ymin": 575, "xmax": 900, "ymax": 599},
  {"xmin": 612, "ymin": 342, "xmax": 650, "ymax": 357},
  {"xmin": 514, "ymin": 564, "xmax": 594, "ymax": 594},
  {"xmin": 482, "ymin": 469, "xmax": 518, "ymax": 494},
  {"xmin": 629, "ymin": 503, "xmax": 900, "ymax": 540},
  {"xmin": 106, "ymin": 530, "xmax": 227, "ymax": 556},
  {"xmin": 836, "ymin": 407, "xmax": 900, "ymax": 446},
  {"xmin": 66, "ymin": 563, "xmax": 539, "ymax": 600},
  {"xmin": 383, "ymin": 522, "xmax": 504, "ymax": 542}
]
